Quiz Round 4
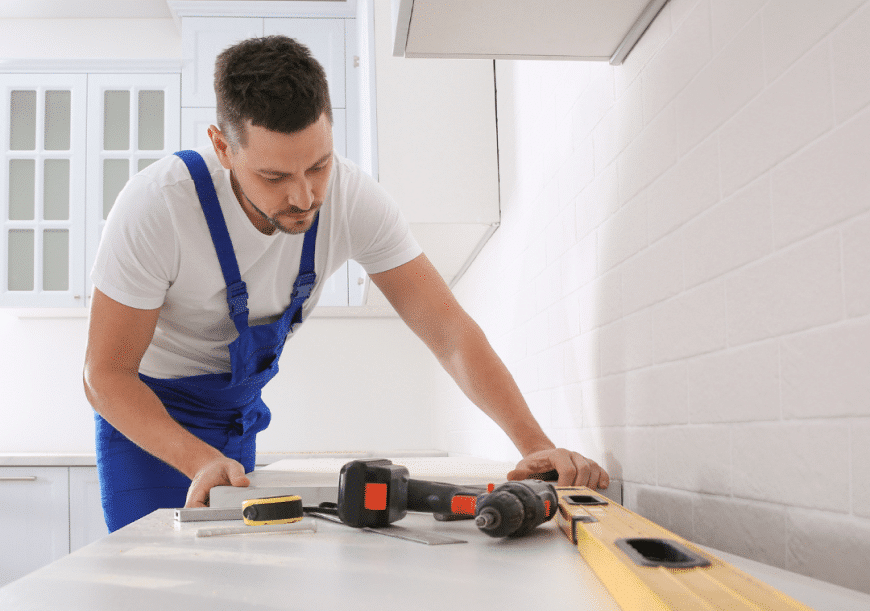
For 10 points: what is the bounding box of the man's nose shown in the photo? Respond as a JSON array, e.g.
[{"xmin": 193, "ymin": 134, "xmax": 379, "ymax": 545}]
[{"xmin": 287, "ymin": 177, "xmax": 315, "ymax": 210}]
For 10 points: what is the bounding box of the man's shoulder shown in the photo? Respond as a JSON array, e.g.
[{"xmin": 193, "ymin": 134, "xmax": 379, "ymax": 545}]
[
  {"xmin": 137, "ymin": 146, "xmax": 221, "ymax": 189},
  {"xmin": 109, "ymin": 147, "xmax": 222, "ymax": 234},
  {"xmin": 329, "ymin": 152, "xmax": 392, "ymax": 210}
]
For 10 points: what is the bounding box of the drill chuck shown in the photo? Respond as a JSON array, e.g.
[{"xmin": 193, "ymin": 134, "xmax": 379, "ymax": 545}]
[
  {"xmin": 475, "ymin": 480, "xmax": 558, "ymax": 538},
  {"xmin": 475, "ymin": 507, "xmax": 502, "ymax": 530}
]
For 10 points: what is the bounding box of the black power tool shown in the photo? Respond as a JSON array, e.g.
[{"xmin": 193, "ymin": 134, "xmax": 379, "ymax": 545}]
[{"xmin": 335, "ymin": 459, "xmax": 557, "ymax": 538}]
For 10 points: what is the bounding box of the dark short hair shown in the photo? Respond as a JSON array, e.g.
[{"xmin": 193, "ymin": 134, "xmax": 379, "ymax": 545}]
[{"xmin": 214, "ymin": 35, "xmax": 332, "ymax": 148}]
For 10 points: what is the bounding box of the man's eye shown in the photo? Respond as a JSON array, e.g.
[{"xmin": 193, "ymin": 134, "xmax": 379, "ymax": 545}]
[{"xmin": 263, "ymin": 176, "xmax": 284, "ymax": 183}]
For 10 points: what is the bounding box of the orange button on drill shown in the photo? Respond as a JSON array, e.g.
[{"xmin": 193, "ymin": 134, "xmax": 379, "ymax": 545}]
[{"xmin": 364, "ymin": 483, "xmax": 388, "ymax": 511}]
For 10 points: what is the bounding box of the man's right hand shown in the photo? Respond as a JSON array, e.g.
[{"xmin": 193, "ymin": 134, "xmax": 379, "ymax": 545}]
[{"xmin": 184, "ymin": 456, "xmax": 251, "ymax": 508}]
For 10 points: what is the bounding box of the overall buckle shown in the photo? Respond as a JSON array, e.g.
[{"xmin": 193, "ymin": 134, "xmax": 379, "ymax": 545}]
[
  {"xmin": 291, "ymin": 271, "xmax": 317, "ymax": 302},
  {"xmin": 226, "ymin": 280, "xmax": 249, "ymax": 319}
]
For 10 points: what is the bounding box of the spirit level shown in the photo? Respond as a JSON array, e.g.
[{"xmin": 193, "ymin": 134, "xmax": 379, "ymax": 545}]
[{"xmin": 556, "ymin": 487, "xmax": 815, "ymax": 611}]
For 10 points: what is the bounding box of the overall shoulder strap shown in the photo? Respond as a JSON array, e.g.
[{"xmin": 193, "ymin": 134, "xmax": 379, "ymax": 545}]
[
  {"xmin": 288, "ymin": 213, "xmax": 319, "ymax": 330},
  {"xmin": 174, "ymin": 150, "xmax": 249, "ymax": 332}
]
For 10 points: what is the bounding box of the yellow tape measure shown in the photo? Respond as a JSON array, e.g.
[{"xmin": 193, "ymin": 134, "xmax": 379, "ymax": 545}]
[
  {"xmin": 556, "ymin": 487, "xmax": 816, "ymax": 611},
  {"xmin": 242, "ymin": 495, "xmax": 304, "ymax": 526}
]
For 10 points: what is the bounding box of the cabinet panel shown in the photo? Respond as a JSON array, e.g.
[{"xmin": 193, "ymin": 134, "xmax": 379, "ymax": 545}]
[
  {"xmin": 0, "ymin": 467, "xmax": 69, "ymax": 587},
  {"xmin": 182, "ymin": 17, "xmax": 264, "ymax": 108},
  {"xmin": 1, "ymin": 74, "xmax": 87, "ymax": 308},
  {"xmin": 181, "ymin": 107, "xmax": 217, "ymax": 150},
  {"xmin": 69, "ymin": 467, "xmax": 108, "ymax": 552},
  {"xmin": 85, "ymin": 74, "xmax": 181, "ymax": 307}
]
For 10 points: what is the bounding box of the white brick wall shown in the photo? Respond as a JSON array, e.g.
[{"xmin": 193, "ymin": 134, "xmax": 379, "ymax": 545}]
[{"xmin": 437, "ymin": 0, "xmax": 870, "ymax": 593}]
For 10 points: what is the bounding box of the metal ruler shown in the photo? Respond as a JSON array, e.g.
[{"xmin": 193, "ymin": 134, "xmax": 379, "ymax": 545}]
[
  {"xmin": 556, "ymin": 487, "xmax": 816, "ymax": 611},
  {"xmin": 307, "ymin": 511, "xmax": 467, "ymax": 545}
]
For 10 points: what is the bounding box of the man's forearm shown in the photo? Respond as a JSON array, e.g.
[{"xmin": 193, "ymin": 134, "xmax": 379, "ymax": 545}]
[
  {"xmin": 83, "ymin": 371, "xmax": 223, "ymax": 479},
  {"xmin": 436, "ymin": 316, "xmax": 555, "ymax": 457}
]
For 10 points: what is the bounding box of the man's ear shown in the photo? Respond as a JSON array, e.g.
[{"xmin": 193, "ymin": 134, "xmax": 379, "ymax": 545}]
[{"xmin": 208, "ymin": 125, "xmax": 233, "ymax": 170}]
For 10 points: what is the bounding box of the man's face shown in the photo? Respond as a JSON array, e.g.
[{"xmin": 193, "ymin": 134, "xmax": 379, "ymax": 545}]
[{"xmin": 211, "ymin": 114, "xmax": 334, "ymax": 235}]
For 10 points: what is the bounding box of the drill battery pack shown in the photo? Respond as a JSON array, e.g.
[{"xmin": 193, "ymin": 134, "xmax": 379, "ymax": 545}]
[{"xmin": 556, "ymin": 487, "xmax": 815, "ymax": 611}]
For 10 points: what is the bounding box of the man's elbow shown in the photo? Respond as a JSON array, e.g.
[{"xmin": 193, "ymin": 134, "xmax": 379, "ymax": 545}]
[
  {"xmin": 82, "ymin": 357, "xmax": 128, "ymax": 411},
  {"xmin": 82, "ymin": 357, "xmax": 104, "ymax": 409}
]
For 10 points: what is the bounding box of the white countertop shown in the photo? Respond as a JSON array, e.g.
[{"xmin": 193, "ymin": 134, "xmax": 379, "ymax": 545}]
[
  {"xmin": 2, "ymin": 507, "xmax": 868, "ymax": 611},
  {"xmin": 6, "ymin": 454, "xmax": 867, "ymax": 610}
]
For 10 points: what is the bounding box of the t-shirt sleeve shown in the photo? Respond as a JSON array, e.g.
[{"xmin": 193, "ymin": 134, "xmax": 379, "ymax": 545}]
[
  {"xmin": 90, "ymin": 174, "xmax": 179, "ymax": 310},
  {"xmin": 345, "ymin": 167, "xmax": 422, "ymax": 275}
]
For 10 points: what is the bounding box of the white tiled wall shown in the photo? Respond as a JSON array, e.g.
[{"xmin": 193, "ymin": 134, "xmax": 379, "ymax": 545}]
[{"xmin": 435, "ymin": 0, "xmax": 870, "ymax": 593}]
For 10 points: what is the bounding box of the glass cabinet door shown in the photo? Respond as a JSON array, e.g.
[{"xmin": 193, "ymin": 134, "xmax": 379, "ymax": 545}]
[
  {"xmin": 85, "ymin": 73, "xmax": 181, "ymax": 306},
  {"xmin": 1, "ymin": 75, "xmax": 87, "ymax": 308}
]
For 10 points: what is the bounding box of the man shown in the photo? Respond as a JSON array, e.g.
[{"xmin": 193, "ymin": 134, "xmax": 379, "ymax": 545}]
[{"xmin": 83, "ymin": 35, "xmax": 608, "ymax": 532}]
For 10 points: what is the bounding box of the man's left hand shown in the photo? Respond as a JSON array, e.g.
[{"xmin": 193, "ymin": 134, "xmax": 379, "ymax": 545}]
[{"xmin": 507, "ymin": 448, "xmax": 610, "ymax": 488}]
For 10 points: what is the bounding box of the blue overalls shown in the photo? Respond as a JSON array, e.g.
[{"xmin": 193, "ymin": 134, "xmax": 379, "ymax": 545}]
[{"xmin": 95, "ymin": 150, "xmax": 318, "ymax": 532}]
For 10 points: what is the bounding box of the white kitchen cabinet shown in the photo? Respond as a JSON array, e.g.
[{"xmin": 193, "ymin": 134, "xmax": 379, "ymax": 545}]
[
  {"xmin": 179, "ymin": 13, "xmax": 366, "ymax": 307},
  {"xmin": 0, "ymin": 465, "xmax": 108, "ymax": 588},
  {"xmin": 0, "ymin": 467, "xmax": 69, "ymax": 587},
  {"xmin": 68, "ymin": 467, "xmax": 108, "ymax": 553},
  {"xmin": 1, "ymin": 71, "xmax": 180, "ymax": 309},
  {"xmin": 1, "ymin": 75, "xmax": 88, "ymax": 308},
  {"xmin": 179, "ymin": 16, "xmax": 352, "ymax": 162},
  {"xmin": 181, "ymin": 17, "xmax": 263, "ymax": 108},
  {"xmin": 264, "ymin": 19, "xmax": 347, "ymax": 109}
]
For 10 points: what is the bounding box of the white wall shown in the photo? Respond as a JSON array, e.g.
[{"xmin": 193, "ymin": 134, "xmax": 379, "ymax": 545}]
[
  {"xmin": 0, "ymin": 19, "xmax": 181, "ymax": 60},
  {"xmin": 436, "ymin": 0, "xmax": 870, "ymax": 593},
  {"xmin": 0, "ymin": 310, "xmax": 437, "ymax": 455},
  {"xmin": 0, "ymin": 314, "xmax": 92, "ymax": 453},
  {"xmin": 259, "ymin": 316, "xmax": 438, "ymax": 454}
]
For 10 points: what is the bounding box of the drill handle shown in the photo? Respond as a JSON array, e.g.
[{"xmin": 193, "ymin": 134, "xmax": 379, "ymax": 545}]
[{"xmin": 406, "ymin": 479, "xmax": 485, "ymax": 515}]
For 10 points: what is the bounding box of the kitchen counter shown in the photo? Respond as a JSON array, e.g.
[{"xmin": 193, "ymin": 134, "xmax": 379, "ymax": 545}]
[
  {"xmin": 5, "ymin": 456, "xmax": 867, "ymax": 610},
  {"xmin": 2, "ymin": 507, "xmax": 869, "ymax": 610}
]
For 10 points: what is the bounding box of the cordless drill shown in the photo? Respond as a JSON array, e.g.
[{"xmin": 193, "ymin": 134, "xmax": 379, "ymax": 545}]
[{"xmin": 335, "ymin": 459, "xmax": 558, "ymax": 538}]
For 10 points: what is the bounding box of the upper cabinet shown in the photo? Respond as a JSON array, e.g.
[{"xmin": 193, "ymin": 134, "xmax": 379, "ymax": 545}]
[
  {"xmin": 391, "ymin": 0, "xmax": 670, "ymax": 65},
  {"xmin": 1, "ymin": 72, "xmax": 180, "ymax": 309},
  {"xmin": 174, "ymin": 5, "xmax": 368, "ymax": 307}
]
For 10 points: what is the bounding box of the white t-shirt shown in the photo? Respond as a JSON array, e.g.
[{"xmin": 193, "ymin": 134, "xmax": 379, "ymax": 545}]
[{"xmin": 91, "ymin": 146, "xmax": 421, "ymax": 379}]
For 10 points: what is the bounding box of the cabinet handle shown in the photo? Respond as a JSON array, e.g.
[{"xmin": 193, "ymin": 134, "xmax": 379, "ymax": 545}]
[{"xmin": 0, "ymin": 476, "xmax": 38, "ymax": 481}]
